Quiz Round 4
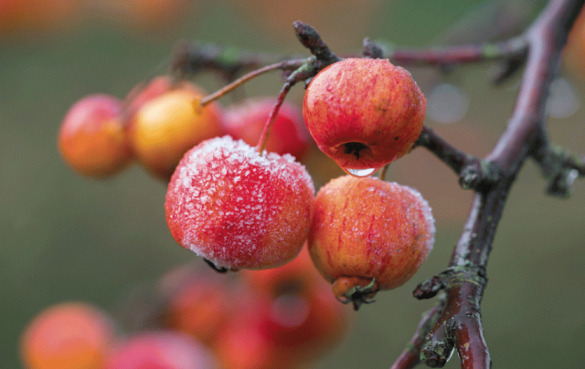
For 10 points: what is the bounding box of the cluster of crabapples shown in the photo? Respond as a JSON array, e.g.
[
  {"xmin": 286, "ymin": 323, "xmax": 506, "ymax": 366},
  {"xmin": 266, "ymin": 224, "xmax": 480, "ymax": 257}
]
[
  {"xmin": 58, "ymin": 75, "xmax": 310, "ymax": 181},
  {"xmin": 164, "ymin": 57, "xmax": 434, "ymax": 306},
  {"xmin": 20, "ymin": 248, "xmax": 349, "ymax": 369},
  {"xmin": 53, "ymin": 56, "xmax": 435, "ymax": 365}
]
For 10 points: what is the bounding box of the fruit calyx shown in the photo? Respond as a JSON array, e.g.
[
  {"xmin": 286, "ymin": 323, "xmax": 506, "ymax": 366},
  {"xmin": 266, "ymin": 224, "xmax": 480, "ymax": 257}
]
[
  {"xmin": 203, "ymin": 258, "xmax": 232, "ymax": 274},
  {"xmin": 342, "ymin": 142, "xmax": 369, "ymax": 160},
  {"xmin": 332, "ymin": 277, "xmax": 379, "ymax": 311}
]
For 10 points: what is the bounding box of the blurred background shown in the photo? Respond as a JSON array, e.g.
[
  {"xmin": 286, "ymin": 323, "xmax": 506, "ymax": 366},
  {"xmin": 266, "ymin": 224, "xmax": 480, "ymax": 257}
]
[{"xmin": 2, "ymin": 0, "xmax": 585, "ymax": 367}]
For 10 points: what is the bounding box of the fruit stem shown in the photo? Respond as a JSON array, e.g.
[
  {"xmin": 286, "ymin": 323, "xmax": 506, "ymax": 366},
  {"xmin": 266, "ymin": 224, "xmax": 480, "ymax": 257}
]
[
  {"xmin": 379, "ymin": 163, "xmax": 390, "ymax": 181},
  {"xmin": 196, "ymin": 62, "xmax": 287, "ymax": 108},
  {"xmin": 256, "ymin": 81, "xmax": 293, "ymax": 154}
]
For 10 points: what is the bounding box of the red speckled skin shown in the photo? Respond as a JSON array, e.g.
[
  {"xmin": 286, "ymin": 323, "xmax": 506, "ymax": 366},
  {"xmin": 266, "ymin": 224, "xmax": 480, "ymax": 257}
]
[
  {"xmin": 223, "ymin": 98, "xmax": 311, "ymax": 161},
  {"xmin": 165, "ymin": 136, "xmax": 314, "ymax": 270},
  {"xmin": 308, "ymin": 175, "xmax": 434, "ymax": 291},
  {"xmin": 303, "ymin": 58, "xmax": 426, "ymax": 173}
]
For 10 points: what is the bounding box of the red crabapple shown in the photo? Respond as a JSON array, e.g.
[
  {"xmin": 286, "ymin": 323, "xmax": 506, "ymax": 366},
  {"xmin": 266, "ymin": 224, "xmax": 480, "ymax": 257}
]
[
  {"xmin": 104, "ymin": 331, "xmax": 216, "ymax": 369},
  {"xmin": 303, "ymin": 58, "xmax": 426, "ymax": 176},
  {"xmin": 58, "ymin": 94, "xmax": 132, "ymax": 178},
  {"xmin": 308, "ymin": 175, "xmax": 435, "ymax": 308},
  {"xmin": 165, "ymin": 136, "xmax": 314, "ymax": 271},
  {"xmin": 157, "ymin": 264, "xmax": 232, "ymax": 345},
  {"xmin": 241, "ymin": 247, "xmax": 350, "ymax": 362},
  {"xmin": 213, "ymin": 310, "xmax": 293, "ymax": 369},
  {"xmin": 222, "ymin": 98, "xmax": 310, "ymax": 161},
  {"xmin": 20, "ymin": 302, "xmax": 116, "ymax": 369}
]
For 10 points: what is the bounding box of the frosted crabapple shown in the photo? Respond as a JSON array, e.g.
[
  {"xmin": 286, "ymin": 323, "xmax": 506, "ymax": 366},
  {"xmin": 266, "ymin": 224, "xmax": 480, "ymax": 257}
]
[
  {"xmin": 20, "ymin": 302, "xmax": 116, "ymax": 369},
  {"xmin": 303, "ymin": 58, "xmax": 426, "ymax": 177},
  {"xmin": 165, "ymin": 135, "xmax": 314, "ymax": 271},
  {"xmin": 58, "ymin": 94, "xmax": 132, "ymax": 178},
  {"xmin": 128, "ymin": 84, "xmax": 224, "ymax": 180},
  {"xmin": 308, "ymin": 175, "xmax": 435, "ymax": 309},
  {"xmin": 222, "ymin": 98, "xmax": 311, "ymax": 161}
]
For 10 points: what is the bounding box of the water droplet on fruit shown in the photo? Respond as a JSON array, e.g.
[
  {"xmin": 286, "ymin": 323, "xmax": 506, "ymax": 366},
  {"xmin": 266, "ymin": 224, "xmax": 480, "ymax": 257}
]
[{"xmin": 346, "ymin": 168, "xmax": 376, "ymax": 177}]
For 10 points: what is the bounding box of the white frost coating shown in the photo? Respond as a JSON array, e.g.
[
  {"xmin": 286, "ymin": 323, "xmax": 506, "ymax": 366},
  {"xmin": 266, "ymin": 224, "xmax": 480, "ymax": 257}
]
[
  {"xmin": 166, "ymin": 135, "xmax": 314, "ymax": 269},
  {"xmin": 387, "ymin": 180, "xmax": 436, "ymax": 253}
]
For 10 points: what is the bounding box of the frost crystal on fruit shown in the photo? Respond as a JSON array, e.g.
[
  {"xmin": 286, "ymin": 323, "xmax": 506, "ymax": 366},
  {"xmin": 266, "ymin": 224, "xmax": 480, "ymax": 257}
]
[{"xmin": 165, "ymin": 136, "xmax": 314, "ymax": 270}]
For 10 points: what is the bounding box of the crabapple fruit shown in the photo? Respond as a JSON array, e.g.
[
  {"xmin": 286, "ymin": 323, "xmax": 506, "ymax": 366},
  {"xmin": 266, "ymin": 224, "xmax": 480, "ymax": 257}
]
[
  {"xmin": 58, "ymin": 94, "xmax": 132, "ymax": 178},
  {"xmin": 124, "ymin": 75, "xmax": 189, "ymax": 121},
  {"xmin": 222, "ymin": 98, "xmax": 310, "ymax": 161},
  {"xmin": 104, "ymin": 331, "xmax": 216, "ymax": 369},
  {"xmin": 308, "ymin": 175, "xmax": 435, "ymax": 308},
  {"xmin": 165, "ymin": 136, "xmax": 314, "ymax": 271},
  {"xmin": 213, "ymin": 311, "xmax": 293, "ymax": 369},
  {"xmin": 241, "ymin": 247, "xmax": 350, "ymax": 362},
  {"xmin": 128, "ymin": 85, "xmax": 224, "ymax": 180},
  {"xmin": 157, "ymin": 263, "xmax": 232, "ymax": 345},
  {"xmin": 303, "ymin": 58, "xmax": 426, "ymax": 176},
  {"xmin": 20, "ymin": 302, "xmax": 116, "ymax": 369}
]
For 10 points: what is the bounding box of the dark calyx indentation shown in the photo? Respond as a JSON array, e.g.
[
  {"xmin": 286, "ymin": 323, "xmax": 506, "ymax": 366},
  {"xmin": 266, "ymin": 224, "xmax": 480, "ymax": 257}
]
[
  {"xmin": 343, "ymin": 142, "xmax": 368, "ymax": 160},
  {"xmin": 204, "ymin": 258, "xmax": 229, "ymax": 273}
]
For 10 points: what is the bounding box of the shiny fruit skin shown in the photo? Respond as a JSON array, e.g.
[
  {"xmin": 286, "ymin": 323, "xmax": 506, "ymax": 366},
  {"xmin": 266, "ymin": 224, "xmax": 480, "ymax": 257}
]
[
  {"xmin": 165, "ymin": 136, "xmax": 314, "ymax": 270},
  {"xmin": 104, "ymin": 331, "xmax": 216, "ymax": 369},
  {"xmin": 129, "ymin": 86, "xmax": 224, "ymax": 180},
  {"xmin": 309, "ymin": 175, "xmax": 435, "ymax": 293},
  {"xmin": 303, "ymin": 58, "xmax": 426, "ymax": 175},
  {"xmin": 58, "ymin": 94, "xmax": 132, "ymax": 178},
  {"xmin": 124, "ymin": 75, "xmax": 197, "ymax": 121},
  {"xmin": 20, "ymin": 302, "xmax": 115, "ymax": 369},
  {"xmin": 223, "ymin": 98, "xmax": 310, "ymax": 161}
]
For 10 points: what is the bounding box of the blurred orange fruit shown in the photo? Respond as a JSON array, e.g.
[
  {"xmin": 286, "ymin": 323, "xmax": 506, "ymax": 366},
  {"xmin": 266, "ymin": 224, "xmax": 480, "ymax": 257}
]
[{"xmin": 20, "ymin": 302, "xmax": 115, "ymax": 369}]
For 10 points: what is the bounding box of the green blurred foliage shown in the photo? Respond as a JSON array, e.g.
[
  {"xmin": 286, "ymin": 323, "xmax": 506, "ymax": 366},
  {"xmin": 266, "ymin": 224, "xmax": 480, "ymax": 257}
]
[{"xmin": 2, "ymin": 0, "xmax": 585, "ymax": 368}]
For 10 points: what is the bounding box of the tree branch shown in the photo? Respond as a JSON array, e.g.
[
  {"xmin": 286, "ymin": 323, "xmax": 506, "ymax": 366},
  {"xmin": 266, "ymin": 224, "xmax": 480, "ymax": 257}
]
[
  {"xmin": 387, "ymin": 37, "xmax": 527, "ymax": 67},
  {"xmin": 392, "ymin": 0, "xmax": 585, "ymax": 368},
  {"xmin": 414, "ymin": 127, "xmax": 501, "ymax": 192}
]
